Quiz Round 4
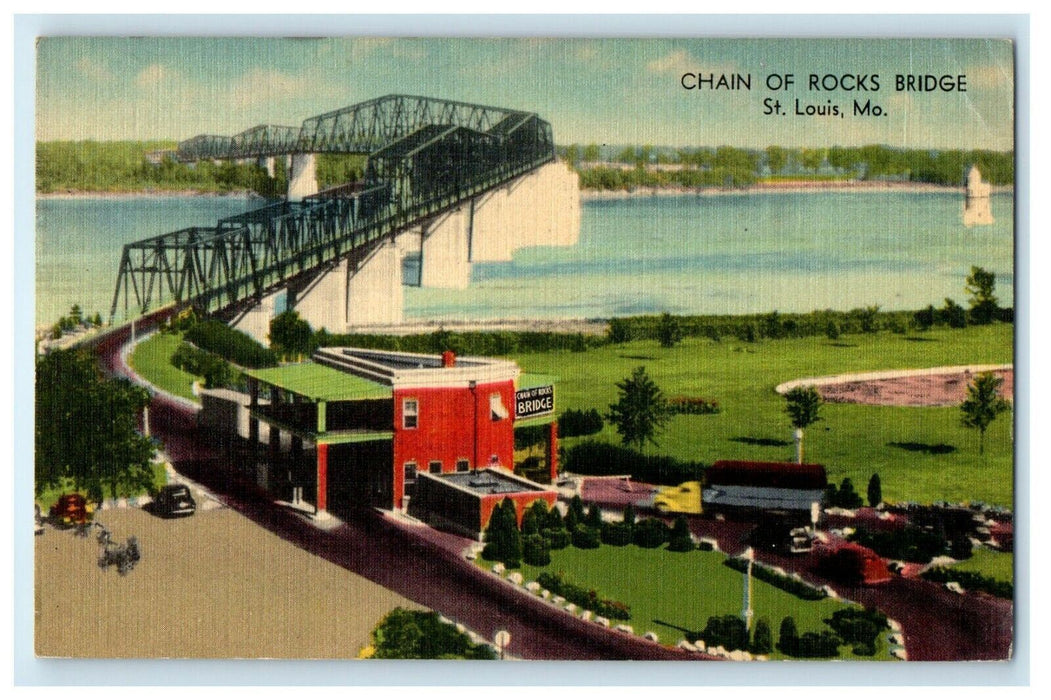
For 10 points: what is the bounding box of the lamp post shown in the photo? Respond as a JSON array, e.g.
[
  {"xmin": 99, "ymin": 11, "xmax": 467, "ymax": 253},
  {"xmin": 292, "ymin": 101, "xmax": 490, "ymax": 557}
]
[{"xmin": 741, "ymin": 546, "xmax": 755, "ymax": 631}]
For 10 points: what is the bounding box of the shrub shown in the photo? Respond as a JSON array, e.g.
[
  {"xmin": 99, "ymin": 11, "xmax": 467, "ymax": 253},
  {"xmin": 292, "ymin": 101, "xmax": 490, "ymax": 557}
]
[
  {"xmin": 482, "ymin": 498, "xmax": 522, "ymax": 567},
  {"xmin": 586, "ymin": 503, "xmax": 604, "ymax": 528},
  {"xmin": 571, "ymin": 525, "xmax": 602, "ymax": 549},
  {"xmin": 950, "ymin": 536, "xmax": 974, "ymax": 560},
  {"xmin": 724, "ymin": 557, "xmax": 826, "ymax": 600},
  {"xmin": 667, "ymin": 515, "xmax": 695, "ymax": 552},
  {"xmin": 849, "ymin": 525, "xmax": 946, "ymax": 563},
  {"xmin": 633, "ymin": 518, "xmax": 669, "ymax": 548},
  {"xmin": 921, "ymin": 566, "xmax": 1013, "ymax": 599},
  {"xmin": 542, "ymin": 506, "xmax": 565, "ymax": 532},
  {"xmin": 600, "ymin": 521, "xmax": 633, "ymax": 546},
  {"xmin": 370, "ymin": 608, "xmax": 497, "ymax": 660},
  {"xmin": 698, "ymin": 615, "xmax": 750, "ymax": 652},
  {"xmin": 563, "ymin": 441, "xmax": 705, "ymax": 486},
  {"xmin": 622, "ymin": 504, "xmax": 637, "ymax": 530},
  {"xmin": 542, "ymin": 527, "xmax": 571, "ymax": 550},
  {"xmin": 184, "ymin": 320, "xmax": 278, "ymax": 368},
  {"xmin": 536, "ymin": 571, "xmax": 630, "ymax": 620},
  {"xmin": 778, "ymin": 617, "xmax": 799, "ymax": 655},
  {"xmin": 558, "ymin": 408, "xmax": 604, "ymax": 437},
  {"xmin": 751, "ymin": 618, "xmax": 773, "ymax": 655},
  {"xmin": 825, "ymin": 608, "xmax": 885, "ymax": 654},
  {"xmin": 793, "ymin": 631, "xmax": 843, "ymax": 658},
  {"xmin": 667, "ymin": 396, "xmax": 721, "ymax": 415},
  {"xmin": 522, "ymin": 534, "xmax": 551, "ymax": 566}
]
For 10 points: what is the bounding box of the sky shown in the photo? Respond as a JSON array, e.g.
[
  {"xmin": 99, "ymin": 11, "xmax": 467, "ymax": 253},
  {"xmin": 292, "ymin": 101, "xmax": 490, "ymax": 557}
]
[{"xmin": 35, "ymin": 37, "xmax": 1015, "ymax": 150}]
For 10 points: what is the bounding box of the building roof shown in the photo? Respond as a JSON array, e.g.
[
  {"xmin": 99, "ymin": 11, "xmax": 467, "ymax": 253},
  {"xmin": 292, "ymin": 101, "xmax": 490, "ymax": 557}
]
[
  {"xmin": 243, "ymin": 362, "xmax": 392, "ymax": 402},
  {"xmin": 423, "ymin": 468, "xmax": 555, "ymax": 496},
  {"xmin": 708, "ymin": 461, "xmax": 828, "ymax": 490}
]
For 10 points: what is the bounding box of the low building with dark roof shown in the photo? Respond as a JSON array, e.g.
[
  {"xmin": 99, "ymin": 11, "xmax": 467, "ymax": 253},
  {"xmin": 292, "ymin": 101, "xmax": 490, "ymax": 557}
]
[{"xmin": 703, "ymin": 460, "xmax": 828, "ymax": 516}]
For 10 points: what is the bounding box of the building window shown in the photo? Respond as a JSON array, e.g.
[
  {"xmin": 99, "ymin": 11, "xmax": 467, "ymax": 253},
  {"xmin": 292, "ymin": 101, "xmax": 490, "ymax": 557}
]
[
  {"xmin": 404, "ymin": 462, "xmax": 417, "ymax": 482},
  {"xmin": 429, "ymin": 460, "xmax": 442, "ymax": 474},
  {"xmin": 490, "ymin": 392, "xmax": 509, "ymax": 421},
  {"xmin": 402, "ymin": 398, "xmax": 418, "ymax": 429},
  {"xmin": 456, "ymin": 459, "xmax": 470, "ymax": 472}
]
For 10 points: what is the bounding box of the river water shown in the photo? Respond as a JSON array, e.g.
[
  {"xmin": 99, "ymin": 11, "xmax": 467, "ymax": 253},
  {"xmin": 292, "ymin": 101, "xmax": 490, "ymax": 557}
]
[{"xmin": 35, "ymin": 190, "xmax": 1014, "ymax": 327}]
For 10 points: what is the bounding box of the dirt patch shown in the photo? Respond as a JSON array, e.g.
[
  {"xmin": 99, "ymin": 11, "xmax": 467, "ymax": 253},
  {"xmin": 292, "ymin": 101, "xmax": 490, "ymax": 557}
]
[
  {"xmin": 817, "ymin": 369, "xmax": 1013, "ymax": 407},
  {"xmin": 35, "ymin": 508, "xmax": 420, "ymax": 658}
]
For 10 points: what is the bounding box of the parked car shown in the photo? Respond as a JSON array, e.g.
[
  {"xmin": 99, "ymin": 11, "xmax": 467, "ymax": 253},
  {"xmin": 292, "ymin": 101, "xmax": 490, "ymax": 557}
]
[
  {"xmin": 153, "ymin": 484, "xmax": 196, "ymax": 517},
  {"xmin": 48, "ymin": 493, "xmax": 94, "ymax": 528}
]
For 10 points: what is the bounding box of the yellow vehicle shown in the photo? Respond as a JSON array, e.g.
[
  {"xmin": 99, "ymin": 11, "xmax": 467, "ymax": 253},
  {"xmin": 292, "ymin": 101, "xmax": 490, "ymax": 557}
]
[{"xmin": 653, "ymin": 481, "xmax": 703, "ymax": 515}]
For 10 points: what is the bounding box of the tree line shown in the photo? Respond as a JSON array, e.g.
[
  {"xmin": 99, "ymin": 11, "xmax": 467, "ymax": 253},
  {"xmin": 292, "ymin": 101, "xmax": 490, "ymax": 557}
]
[
  {"xmin": 36, "ymin": 141, "xmax": 365, "ymax": 195},
  {"xmin": 558, "ymin": 143, "xmax": 1013, "ymax": 189}
]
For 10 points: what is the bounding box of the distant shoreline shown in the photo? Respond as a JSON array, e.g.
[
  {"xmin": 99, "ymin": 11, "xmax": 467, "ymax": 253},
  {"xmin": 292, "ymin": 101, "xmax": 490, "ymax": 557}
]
[{"xmin": 37, "ymin": 180, "xmax": 1013, "ymax": 201}]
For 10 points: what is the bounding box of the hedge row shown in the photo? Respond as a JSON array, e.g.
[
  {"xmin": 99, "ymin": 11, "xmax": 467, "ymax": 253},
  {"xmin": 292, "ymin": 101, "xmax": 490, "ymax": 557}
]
[
  {"xmin": 316, "ymin": 328, "xmax": 597, "ymax": 355},
  {"xmin": 848, "ymin": 525, "xmax": 947, "ymax": 564},
  {"xmin": 535, "ymin": 571, "xmax": 631, "ymax": 621},
  {"xmin": 724, "ymin": 557, "xmax": 827, "ymax": 601},
  {"xmin": 921, "ymin": 566, "xmax": 1013, "ymax": 599},
  {"xmin": 183, "ymin": 320, "xmax": 278, "ymax": 368},
  {"xmin": 668, "ymin": 396, "xmax": 721, "ymax": 415},
  {"xmin": 170, "ymin": 342, "xmax": 239, "ymax": 390},
  {"xmin": 563, "ymin": 441, "xmax": 706, "ymax": 486}
]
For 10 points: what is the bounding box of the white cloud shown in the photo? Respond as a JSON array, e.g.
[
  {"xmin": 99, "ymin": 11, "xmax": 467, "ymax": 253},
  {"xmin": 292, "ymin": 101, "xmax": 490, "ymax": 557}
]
[
  {"xmin": 230, "ymin": 69, "xmax": 341, "ymax": 111},
  {"xmin": 646, "ymin": 50, "xmax": 737, "ymax": 77},
  {"xmin": 76, "ymin": 57, "xmax": 110, "ymax": 82},
  {"xmin": 135, "ymin": 63, "xmax": 172, "ymax": 89}
]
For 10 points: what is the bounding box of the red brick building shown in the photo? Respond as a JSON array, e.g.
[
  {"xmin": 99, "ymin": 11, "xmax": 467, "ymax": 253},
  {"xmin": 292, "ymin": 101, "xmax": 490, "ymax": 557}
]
[{"xmin": 238, "ymin": 347, "xmax": 558, "ymax": 521}]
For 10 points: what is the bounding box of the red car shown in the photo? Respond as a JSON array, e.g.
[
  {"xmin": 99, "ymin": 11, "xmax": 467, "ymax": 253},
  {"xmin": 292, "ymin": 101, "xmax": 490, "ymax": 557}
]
[{"xmin": 49, "ymin": 493, "xmax": 94, "ymax": 528}]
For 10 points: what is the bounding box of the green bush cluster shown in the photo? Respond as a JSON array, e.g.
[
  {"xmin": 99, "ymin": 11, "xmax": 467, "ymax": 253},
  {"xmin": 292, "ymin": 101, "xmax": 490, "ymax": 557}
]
[
  {"xmin": 825, "ymin": 477, "xmax": 864, "ymax": 509},
  {"xmin": 170, "ymin": 342, "xmax": 238, "ymax": 390},
  {"xmin": 482, "ymin": 499, "xmax": 524, "ymax": 568},
  {"xmin": 535, "ymin": 571, "xmax": 631, "ymax": 621},
  {"xmin": 723, "ymin": 557, "xmax": 827, "ymax": 601},
  {"xmin": 824, "ymin": 608, "xmax": 887, "ymax": 657},
  {"xmin": 184, "ymin": 320, "xmax": 278, "ymax": 368},
  {"xmin": 921, "ymin": 566, "xmax": 1013, "ymax": 599},
  {"xmin": 696, "ymin": 615, "xmax": 750, "ymax": 652},
  {"xmin": 848, "ymin": 525, "xmax": 947, "ymax": 564},
  {"xmin": 48, "ymin": 304, "xmax": 103, "ymax": 340},
  {"xmin": 317, "ymin": 328, "xmax": 595, "ymax": 355},
  {"xmin": 369, "ymin": 608, "xmax": 498, "ymax": 660},
  {"xmin": 633, "ymin": 518, "xmax": 670, "ymax": 548},
  {"xmin": 666, "ymin": 515, "xmax": 696, "ymax": 552},
  {"xmin": 563, "ymin": 441, "xmax": 705, "ymax": 486},
  {"xmin": 557, "ymin": 408, "xmax": 604, "ymax": 437}
]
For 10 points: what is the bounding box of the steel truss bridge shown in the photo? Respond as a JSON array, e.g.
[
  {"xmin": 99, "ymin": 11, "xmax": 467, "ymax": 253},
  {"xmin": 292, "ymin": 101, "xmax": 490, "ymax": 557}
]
[{"xmin": 110, "ymin": 95, "xmax": 555, "ymax": 320}]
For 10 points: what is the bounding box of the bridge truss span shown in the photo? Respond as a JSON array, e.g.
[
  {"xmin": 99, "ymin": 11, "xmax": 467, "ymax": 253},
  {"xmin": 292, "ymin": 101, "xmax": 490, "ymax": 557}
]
[{"xmin": 112, "ymin": 95, "xmax": 559, "ymax": 321}]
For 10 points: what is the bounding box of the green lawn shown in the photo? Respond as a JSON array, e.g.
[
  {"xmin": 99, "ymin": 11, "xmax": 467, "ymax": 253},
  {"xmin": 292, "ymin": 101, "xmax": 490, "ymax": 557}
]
[
  {"xmin": 129, "ymin": 331, "xmax": 202, "ymax": 404},
  {"xmin": 513, "ymin": 324, "xmax": 1013, "ymax": 506},
  {"xmin": 484, "ymin": 545, "xmax": 893, "ymax": 660},
  {"xmin": 951, "ymin": 547, "xmax": 1014, "ymax": 583}
]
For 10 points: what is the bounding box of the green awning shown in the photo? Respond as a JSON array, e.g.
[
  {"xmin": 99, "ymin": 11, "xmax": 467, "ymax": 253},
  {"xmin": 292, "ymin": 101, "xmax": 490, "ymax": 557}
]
[{"xmin": 244, "ymin": 362, "xmax": 392, "ymax": 402}]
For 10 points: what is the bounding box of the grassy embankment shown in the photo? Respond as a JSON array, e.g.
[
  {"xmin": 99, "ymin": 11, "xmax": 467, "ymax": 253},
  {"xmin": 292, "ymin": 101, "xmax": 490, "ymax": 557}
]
[
  {"xmin": 481, "ymin": 545, "xmax": 894, "ymax": 661},
  {"xmin": 128, "ymin": 331, "xmax": 201, "ymax": 403},
  {"xmin": 516, "ymin": 323, "xmax": 1013, "ymax": 507},
  {"xmin": 131, "ymin": 323, "xmax": 1013, "ymax": 506},
  {"xmin": 949, "ymin": 547, "xmax": 1014, "ymax": 583}
]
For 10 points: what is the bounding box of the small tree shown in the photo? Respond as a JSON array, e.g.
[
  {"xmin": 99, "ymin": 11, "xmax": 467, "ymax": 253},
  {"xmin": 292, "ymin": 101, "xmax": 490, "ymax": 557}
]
[
  {"xmin": 825, "ymin": 319, "xmax": 841, "ymax": 341},
  {"xmin": 607, "ymin": 366, "xmax": 671, "ymax": 451},
  {"xmin": 269, "ymin": 310, "xmax": 317, "ymax": 360},
  {"xmin": 835, "ymin": 478, "xmax": 863, "ymax": 509},
  {"xmin": 784, "ymin": 385, "xmax": 822, "ymax": 463},
  {"xmin": 751, "ymin": 618, "xmax": 773, "ymax": 655},
  {"xmin": 778, "ymin": 616, "xmax": 799, "ymax": 656},
  {"xmin": 913, "ymin": 305, "xmax": 935, "ymax": 332},
  {"xmin": 622, "ymin": 504, "xmax": 637, "ymax": 530},
  {"xmin": 867, "ymin": 473, "xmax": 882, "ymax": 508},
  {"xmin": 667, "ymin": 515, "xmax": 695, "ymax": 552},
  {"xmin": 965, "ymin": 266, "xmax": 999, "ymax": 325},
  {"xmin": 586, "ymin": 503, "xmax": 604, "ymax": 528},
  {"xmin": 656, "ymin": 312, "xmax": 684, "ymax": 348},
  {"xmin": 960, "ymin": 372, "xmax": 1010, "ymax": 455},
  {"xmin": 940, "ymin": 298, "xmax": 968, "ymax": 328}
]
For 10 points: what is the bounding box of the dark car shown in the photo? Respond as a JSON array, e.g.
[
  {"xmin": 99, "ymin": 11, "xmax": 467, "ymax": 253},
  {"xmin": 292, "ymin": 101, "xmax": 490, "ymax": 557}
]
[
  {"xmin": 49, "ymin": 493, "xmax": 94, "ymax": 528},
  {"xmin": 154, "ymin": 484, "xmax": 196, "ymax": 517}
]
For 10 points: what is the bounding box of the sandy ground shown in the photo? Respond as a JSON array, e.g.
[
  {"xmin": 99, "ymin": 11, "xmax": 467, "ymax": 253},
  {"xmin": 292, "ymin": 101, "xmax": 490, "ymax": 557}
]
[
  {"xmin": 818, "ymin": 369, "xmax": 1014, "ymax": 407},
  {"xmin": 35, "ymin": 507, "xmax": 420, "ymax": 658}
]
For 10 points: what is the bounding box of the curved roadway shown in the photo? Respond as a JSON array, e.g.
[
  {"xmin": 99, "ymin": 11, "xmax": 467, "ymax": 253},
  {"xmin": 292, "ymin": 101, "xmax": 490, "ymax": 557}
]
[{"xmin": 91, "ymin": 314, "xmax": 691, "ymax": 661}]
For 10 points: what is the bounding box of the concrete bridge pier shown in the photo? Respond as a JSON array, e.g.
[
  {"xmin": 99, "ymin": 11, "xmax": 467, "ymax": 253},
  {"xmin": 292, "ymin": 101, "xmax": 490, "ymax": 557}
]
[
  {"xmin": 258, "ymin": 156, "xmax": 277, "ymax": 178},
  {"xmin": 293, "ymin": 240, "xmax": 405, "ymax": 332},
  {"xmin": 230, "ymin": 289, "xmax": 285, "ymax": 346},
  {"xmin": 288, "ymin": 153, "xmax": 319, "ymax": 202},
  {"xmin": 469, "ymin": 161, "xmax": 580, "ymax": 262},
  {"xmin": 419, "ymin": 206, "xmax": 472, "ymax": 289}
]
